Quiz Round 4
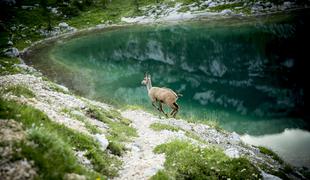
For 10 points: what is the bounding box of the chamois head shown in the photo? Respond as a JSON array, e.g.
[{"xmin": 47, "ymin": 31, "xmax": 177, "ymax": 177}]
[{"xmin": 141, "ymin": 73, "xmax": 151, "ymax": 85}]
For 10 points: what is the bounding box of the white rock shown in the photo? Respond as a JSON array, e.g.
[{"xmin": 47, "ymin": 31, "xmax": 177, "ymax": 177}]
[
  {"xmin": 261, "ymin": 171, "xmax": 282, "ymax": 180},
  {"xmin": 283, "ymin": 1, "xmax": 291, "ymax": 7},
  {"xmin": 224, "ymin": 147, "xmax": 240, "ymax": 158},
  {"xmin": 221, "ymin": 9, "xmax": 232, "ymax": 15},
  {"xmin": 7, "ymin": 41, "xmax": 13, "ymax": 46},
  {"xmin": 21, "ymin": 5, "xmax": 34, "ymax": 10},
  {"xmin": 51, "ymin": 7, "xmax": 59, "ymax": 15},
  {"xmin": 14, "ymin": 64, "xmax": 40, "ymax": 75},
  {"xmin": 229, "ymin": 132, "xmax": 241, "ymax": 144},
  {"xmin": 265, "ymin": 2, "xmax": 272, "ymax": 8},
  {"xmin": 3, "ymin": 47, "xmax": 19, "ymax": 57},
  {"xmin": 59, "ymin": 22, "xmax": 69, "ymax": 28},
  {"xmin": 64, "ymin": 173, "xmax": 86, "ymax": 180},
  {"xmin": 94, "ymin": 134, "xmax": 109, "ymax": 151},
  {"xmin": 10, "ymin": 26, "xmax": 16, "ymax": 31},
  {"xmin": 1, "ymin": 0, "xmax": 16, "ymax": 6},
  {"xmin": 208, "ymin": 2, "xmax": 217, "ymax": 7},
  {"xmin": 71, "ymin": 110, "xmax": 84, "ymax": 117}
]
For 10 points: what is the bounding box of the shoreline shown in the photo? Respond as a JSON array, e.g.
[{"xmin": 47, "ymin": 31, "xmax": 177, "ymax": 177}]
[{"xmin": 20, "ymin": 7, "xmax": 309, "ymax": 56}]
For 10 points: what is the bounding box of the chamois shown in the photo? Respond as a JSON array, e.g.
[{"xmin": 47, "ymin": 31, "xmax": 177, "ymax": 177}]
[{"xmin": 141, "ymin": 73, "xmax": 180, "ymax": 118}]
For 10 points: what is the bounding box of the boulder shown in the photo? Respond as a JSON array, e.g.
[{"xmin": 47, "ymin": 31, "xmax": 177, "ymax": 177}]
[
  {"xmin": 261, "ymin": 171, "xmax": 282, "ymax": 180},
  {"xmin": 94, "ymin": 134, "xmax": 109, "ymax": 151},
  {"xmin": 221, "ymin": 9, "xmax": 232, "ymax": 15},
  {"xmin": 7, "ymin": 41, "xmax": 13, "ymax": 46},
  {"xmin": 208, "ymin": 2, "xmax": 217, "ymax": 8},
  {"xmin": 58, "ymin": 22, "xmax": 69, "ymax": 28},
  {"xmin": 64, "ymin": 173, "xmax": 86, "ymax": 180},
  {"xmin": 229, "ymin": 132, "xmax": 241, "ymax": 144},
  {"xmin": 3, "ymin": 47, "xmax": 19, "ymax": 57}
]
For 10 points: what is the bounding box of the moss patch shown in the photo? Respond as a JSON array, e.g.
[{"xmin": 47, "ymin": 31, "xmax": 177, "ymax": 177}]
[{"xmin": 152, "ymin": 140, "xmax": 261, "ymax": 180}]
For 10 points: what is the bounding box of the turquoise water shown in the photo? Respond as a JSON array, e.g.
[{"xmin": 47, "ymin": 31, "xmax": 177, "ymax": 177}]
[
  {"xmin": 25, "ymin": 12, "xmax": 310, "ymax": 136},
  {"xmin": 24, "ymin": 11, "xmax": 310, "ymax": 167}
]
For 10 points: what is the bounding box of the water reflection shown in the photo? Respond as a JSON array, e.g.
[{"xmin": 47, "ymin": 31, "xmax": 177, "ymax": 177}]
[
  {"xmin": 24, "ymin": 11, "xmax": 309, "ymax": 137},
  {"xmin": 241, "ymin": 129, "xmax": 310, "ymax": 168}
]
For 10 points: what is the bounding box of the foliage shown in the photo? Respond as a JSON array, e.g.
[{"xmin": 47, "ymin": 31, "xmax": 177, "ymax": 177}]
[{"xmin": 152, "ymin": 140, "xmax": 261, "ymax": 180}]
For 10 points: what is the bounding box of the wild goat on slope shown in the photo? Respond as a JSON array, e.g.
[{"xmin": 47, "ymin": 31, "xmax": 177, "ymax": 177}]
[{"xmin": 141, "ymin": 73, "xmax": 180, "ymax": 118}]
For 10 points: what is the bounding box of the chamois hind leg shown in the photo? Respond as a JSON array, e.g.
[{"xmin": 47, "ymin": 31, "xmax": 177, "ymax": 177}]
[
  {"xmin": 171, "ymin": 102, "xmax": 179, "ymax": 118},
  {"xmin": 159, "ymin": 102, "xmax": 168, "ymax": 117}
]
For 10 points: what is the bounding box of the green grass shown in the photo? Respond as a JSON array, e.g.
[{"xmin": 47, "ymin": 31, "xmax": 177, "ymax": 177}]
[
  {"xmin": 61, "ymin": 108, "xmax": 103, "ymax": 134},
  {"xmin": 258, "ymin": 146, "xmax": 284, "ymax": 164},
  {"xmin": 150, "ymin": 123, "xmax": 207, "ymax": 143},
  {"xmin": 85, "ymin": 106, "xmax": 137, "ymax": 156},
  {"xmin": 0, "ymin": 98, "xmax": 121, "ymax": 178},
  {"xmin": 0, "ymin": 57, "xmax": 21, "ymax": 75},
  {"xmin": 208, "ymin": 2, "xmax": 244, "ymax": 12},
  {"xmin": 152, "ymin": 140, "xmax": 261, "ymax": 180},
  {"xmin": 1, "ymin": 84, "xmax": 35, "ymax": 98},
  {"xmin": 185, "ymin": 131, "xmax": 207, "ymax": 143},
  {"xmin": 47, "ymin": 82, "xmax": 70, "ymax": 94},
  {"xmin": 257, "ymin": 146, "xmax": 295, "ymax": 179},
  {"xmin": 150, "ymin": 123, "xmax": 182, "ymax": 132}
]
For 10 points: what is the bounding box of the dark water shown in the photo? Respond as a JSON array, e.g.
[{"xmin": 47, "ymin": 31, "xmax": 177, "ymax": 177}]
[{"xmin": 24, "ymin": 10, "xmax": 310, "ymax": 167}]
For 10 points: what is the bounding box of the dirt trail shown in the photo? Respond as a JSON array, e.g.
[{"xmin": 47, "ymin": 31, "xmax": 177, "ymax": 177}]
[{"xmin": 115, "ymin": 110, "xmax": 187, "ymax": 180}]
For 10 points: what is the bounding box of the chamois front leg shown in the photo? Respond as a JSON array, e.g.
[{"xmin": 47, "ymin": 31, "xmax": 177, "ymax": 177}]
[
  {"xmin": 159, "ymin": 102, "xmax": 168, "ymax": 118},
  {"xmin": 152, "ymin": 101, "xmax": 160, "ymax": 112}
]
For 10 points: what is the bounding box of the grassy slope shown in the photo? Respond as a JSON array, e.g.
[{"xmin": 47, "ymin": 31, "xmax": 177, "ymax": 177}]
[
  {"xmin": 0, "ymin": 98, "xmax": 109, "ymax": 179},
  {"xmin": 152, "ymin": 140, "xmax": 261, "ymax": 179},
  {"xmin": 0, "ymin": 82, "xmax": 137, "ymax": 178}
]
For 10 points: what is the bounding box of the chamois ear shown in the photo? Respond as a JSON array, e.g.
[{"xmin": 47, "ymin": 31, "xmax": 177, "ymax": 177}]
[{"xmin": 148, "ymin": 74, "xmax": 151, "ymax": 79}]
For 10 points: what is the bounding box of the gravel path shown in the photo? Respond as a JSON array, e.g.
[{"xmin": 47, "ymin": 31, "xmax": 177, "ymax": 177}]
[{"xmin": 114, "ymin": 110, "xmax": 189, "ymax": 180}]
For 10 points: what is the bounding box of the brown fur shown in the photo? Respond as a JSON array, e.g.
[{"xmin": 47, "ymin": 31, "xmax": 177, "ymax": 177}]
[{"xmin": 142, "ymin": 74, "xmax": 180, "ymax": 118}]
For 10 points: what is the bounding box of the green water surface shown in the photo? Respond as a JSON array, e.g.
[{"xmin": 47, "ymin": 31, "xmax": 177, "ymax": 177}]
[{"xmin": 23, "ymin": 10, "xmax": 310, "ymax": 168}]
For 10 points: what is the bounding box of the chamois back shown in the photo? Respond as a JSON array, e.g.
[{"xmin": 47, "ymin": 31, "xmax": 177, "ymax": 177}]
[{"xmin": 149, "ymin": 87, "xmax": 178, "ymax": 105}]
